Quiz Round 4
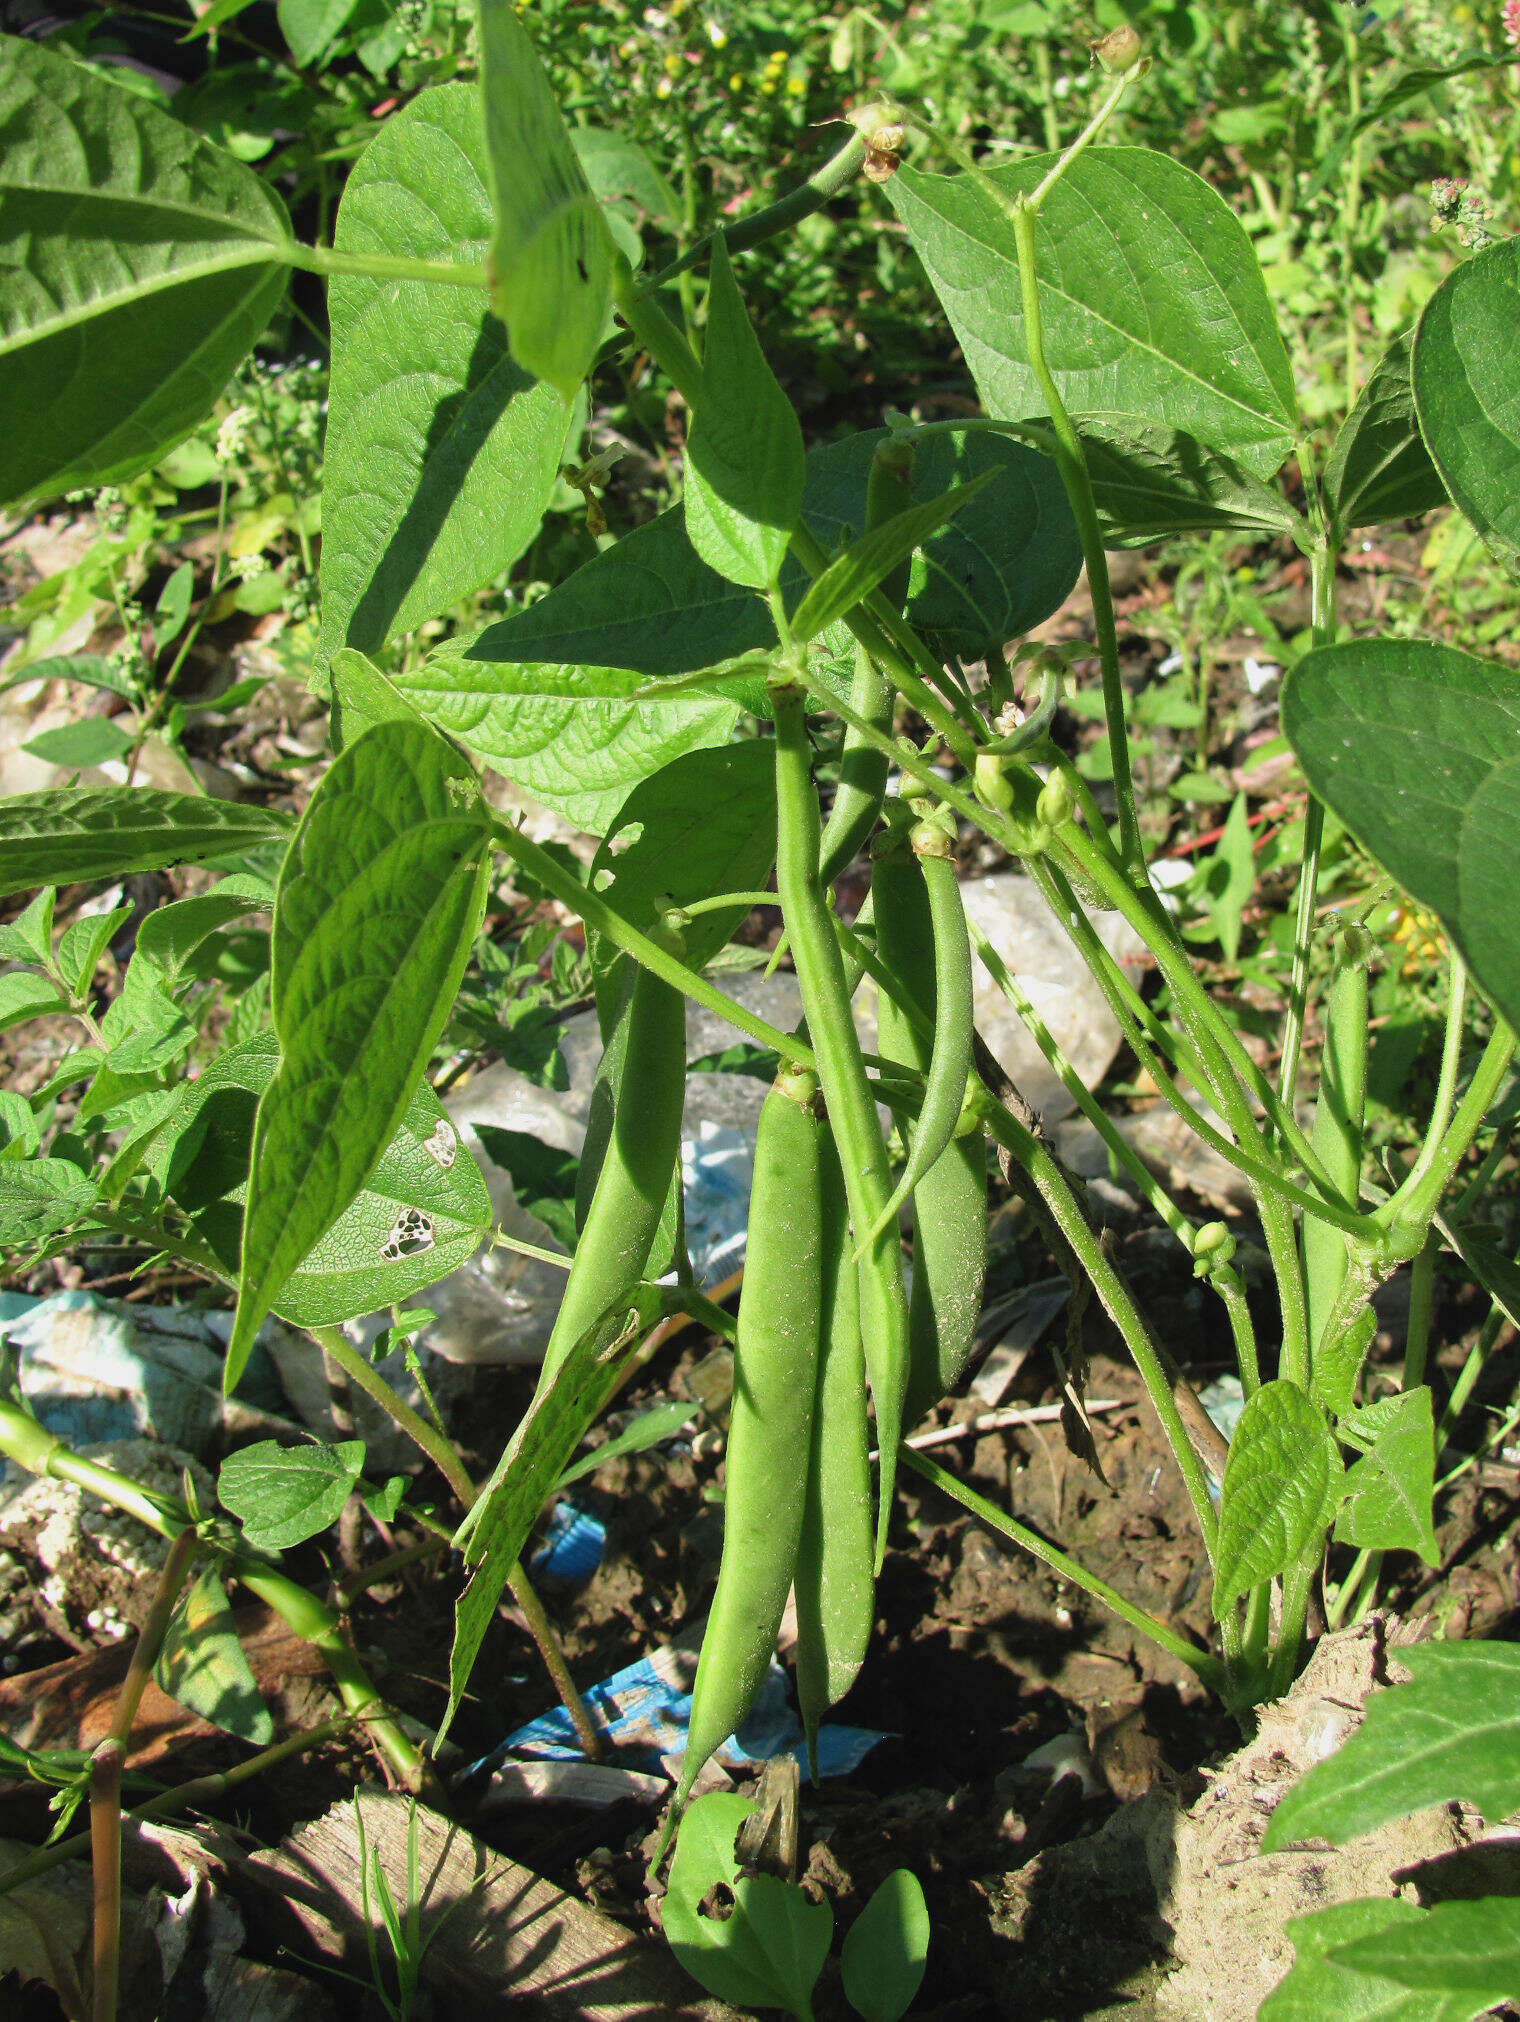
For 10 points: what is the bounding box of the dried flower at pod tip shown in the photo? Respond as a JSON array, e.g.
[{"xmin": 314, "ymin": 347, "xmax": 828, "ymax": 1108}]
[{"xmin": 1090, "ymin": 25, "xmax": 1141, "ymax": 73}]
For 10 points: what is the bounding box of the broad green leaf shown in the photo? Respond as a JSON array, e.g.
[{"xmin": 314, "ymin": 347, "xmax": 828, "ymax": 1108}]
[
  {"xmin": 1260, "ymin": 1898, "xmax": 1450, "ymax": 2022},
  {"xmin": 1262, "ymin": 1642, "xmax": 1520, "ymax": 1852},
  {"xmin": 570, "ymin": 127, "xmax": 679, "ymax": 229},
  {"xmin": 226, "ymin": 723, "xmax": 492, "ymax": 1391},
  {"xmin": 664, "ymin": 1792, "xmax": 833, "ymax": 2020},
  {"xmin": 1282, "ymin": 641, "xmax": 1520, "ymax": 1032},
  {"xmin": 391, "ymin": 656, "xmax": 739, "ymax": 837},
  {"xmin": 161, "ymin": 1031, "xmax": 492, "ymax": 1323},
  {"xmin": 840, "ymin": 1870, "xmax": 930, "ymax": 2022},
  {"xmin": 1331, "ymin": 1897, "xmax": 1520, "ymax": 2005},
  {"xmin": 1413, "ymin": 236, "xmax": 1520, "ymax": 563},
  {"xmin": 0, "ymin": 971, "xmax": 66, "ymax": 1034},
  {"xmin": 789, "ymin": 475, "xmax": 993, "ymax": 644},
  {"xmin": 466, "ymin": 426, "xmax": 1080, "ymax": 678},
  {"xmin": 0, "ymin": 888, "xmax": 54, "ymax": 964},
  {"xmin": 1323, "ymin": 331, "xmax": 1448, "ymax": 540},
  {"xmin": 219, "ymin": 1438, "xmax": 367, "ymax": 1551},
  {"xmin": 1075, "ymin": 420, "xmax": 1303, "ymax": 547},
  {"xmin": 132, "ymin": 878, "xmax": 271, "ymax": 986},
  {"xmin": 328, "ymin": 649, "xmax": 428, "ymax": 755},
  {"xmin": 685, "ymin": 236, "xmax": 805, "ymax": 589},
  {"xmin": 154, "ymin": 1563, "xmax": 273, "ymax": 1745},
  {"xmin": 474, "ymin": 1124, "xmax": 578, "ymax": 1251},
  {"xmin": 0, "ymin": 654, "xmax": 137, "ymax": 702},
  {"xmin": 56, "ymin": 904, "xmax": 131, "ymax": 995},
  {"xmin": 444, "ymin": 1293, "xmax": 654, "ymax": 1740},
  {"xmin": 277, "ymin": 0, "xmax": 360, "ymax": 66},
  {"xmin": 477, "ymin": 1, "xmax": 614, "ymax": 399},
  {"xmin": 553, "ymin": 1398, "xmax": 697, "ymax": 1490},
  {"xmin": 1213, "ymin": 1380, "xmax": 1341, "ymax": 1615},
  {"xmin": 0, "ymin": 1156, "xmax": 95, "ymax": 1244},
  {"xmin": 888, "ymin": 149, "xmax": 1296, "ymax": 477},
  {"xmin": 0, "ymin": 34, "xmax": 291, "ymax": 508},
  {"xmin": 21, "ymin": 718, "xmax": 135, "ymax": 769},
  {"xmin": 320, "ymin": 83, "xmax": 570, "ymax": 665},
  {"xmin": 0, "ymin": 789, "xmax": 289, "ymax": 898},
  {"xmin": 1333, "ymin": 1388, "xmax": 1436, "ymax": 1563}
]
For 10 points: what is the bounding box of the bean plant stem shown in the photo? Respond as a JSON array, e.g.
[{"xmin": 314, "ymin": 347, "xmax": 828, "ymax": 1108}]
[
  {"xmin": 901, "ymin": 1450, "xmax": 1225, "ymax": 1691},
  {"xmin": 90, "ymin": 1739, "xmax": 124, "ymax": 2022},
  {"xmin": 1386, "ymin": 1019, "xmax": 1517, "ymax": 1231},
  {"xmin": 648, "ymin": 122, "xmax": 872, "ymax": 289},
  {"xmin": 1268, "ymin": 1560, "xmax": 1316, "ymax": 1698},
  {"xmin": 1402, "ymin": 1242, "xmax": 1437, "ymax": 1396},
  {"xmin": 1276, "ymin": 539, "xmax": 1340, "ymax": 1115},
  {"xmin": 289, "ymin": 244, "xmax": 490, "ymax": 290},
  {"xmin": 1393, "ymin": 953, "xmax": 1469, "ymax": 1210}
]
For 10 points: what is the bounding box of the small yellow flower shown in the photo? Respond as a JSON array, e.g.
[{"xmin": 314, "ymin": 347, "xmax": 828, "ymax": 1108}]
[
  {"xmin": 759, "ymin": 76, "xmax": 778, "ymax": 93},
  {"xmin": 728, "ymin": 69, "xmax": 743, "ymax": 89},
  {"xmin": 705, "ymin": 18, "xmax": 727, "ymax": 47},
  {"xmin": 663, "ymin": 51, "xmax": 682, "ymax": 75},
  {"xmin": 785, "ymin": 73, "xmax": 804, "ymax": 95}
]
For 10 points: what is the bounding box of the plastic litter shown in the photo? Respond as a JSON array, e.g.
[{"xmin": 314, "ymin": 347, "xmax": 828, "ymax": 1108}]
[{"xmin": 529, "ymin": 1502, "xmax": 606, "ymax": 1586}]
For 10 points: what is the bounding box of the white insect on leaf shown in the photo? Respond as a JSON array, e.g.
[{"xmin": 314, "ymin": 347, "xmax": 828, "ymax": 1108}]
[
  {"xmin": 380, "ymin": 1207, "xmax": 435, "ymax": 1263},
  {"xmin": 422, "ymin": 1118, "xmax": 457, "ymax": 1170}
]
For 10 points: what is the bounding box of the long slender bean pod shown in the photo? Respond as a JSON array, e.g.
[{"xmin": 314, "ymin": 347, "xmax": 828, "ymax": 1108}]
[
  {"xmin": 675, "ymin": 1066, "xmax": 826, "ymax": 1810},
  {"xmin": 857, "ymin": 818, "xmax": 974, "ymax": 1255},
  {"xmin": 542, "ymin": 924, "xmax": 687, "ymax": 1383},
  {"xmin": 1302, "ymin": 922, "xmax": 1371, "ymax": 1366},
  {"xmin": 794, "ymin": 1139, "xmax": 875, "ymax": 1778},
  {"xmin": 872, "ymin": 840, "xmax": 988, "ymax": 1423},
  {"xmin": 771, "ymin": 677, "xmax": 911, "ymax": 1562}
]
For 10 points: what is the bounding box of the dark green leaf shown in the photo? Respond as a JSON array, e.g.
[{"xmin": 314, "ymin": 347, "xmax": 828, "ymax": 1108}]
[
  {"xmin": 466, "ymin": 426, "xmax": 1080, "ymax": 676},
  {"xmin": 20, "ymin": 719, "xmax": 135, "ymax": 769},
  {"xmin": 1262, "ymin": 1642, "xmax": 1520, "ymax": 1852},
  {"xmin": 154, "ymin": 1563, "xmax": 274, "ymax": 1745},
  {"xmin": 1413, "ymin": 236, "xmax": 1520, "ymax": 563},
  {"xmin": 474, "ymin": 1124, "xmax": 578, "ymax": 1252},
  {"xmin": 1333, "ymin": 1389, "xmax": 1436, "ymax": 1563},
  {"xmin": 0, "ymin": 1156, "xmax": 95, "ymax": 1243},
  {"xmin": 153, "ymin": 562, "xmax": 196, "ymax": 650},
  {"xmin": 277, "ymin": 0, "xmax": 359, "ymax": 66},
  {"xmin": 1260, "ymin": 1898, "xmax": 1443, "ymax": 2021},
  {"xmin": 553, "ymin": 1398, "xmax": 697, "ymax": 1490},
  {"xmin": 0, "ymin": 655, "xmax": 138, "ymax": 702},
  {"xmin": 0, "ymin": 34, "xmax": 291, "ymax": 508},
  {"xmin": 225, "ymin": 723, "xmax": 492, "ymax": 1390},
  {"xmin": 390, "ymin": 656, "xmax": 740, "ymax": 837},
  {"xmin": 320, "ymin": 83, "xmax": 570, "ymax": 665},
  {"xmin": 477, "ymin": 0, "xmax": 614, "ymax": 399},
  {"xmin": 1075, "ymin": 420, "xmax": 1303, "ymax": 546},
  {"xmin": 789, "ymin": 475, "xmax": 992, "ymax": 644},
  {"xmin": 889, "ymin": 149, "xmax": 1295, "ymax": 476},
  {"xmin": 1213, "ymin": 1380, "xmax": 1341, "ymax": 1615},
  {"xmin": 840, "ymin": 1869, "xmax": 930, "ymax": 2022},
  {"xmin": 0, "ymin": 789, "xmax": 290, "ymax": 898},
  {"xmin": 1331, "ymin": 1896, "xmax": 1520, "ymax": 2005},
  {"xmin": 570, "ymin": 127, "xmax": 679, "ymax": 228},
  {"xmin": 1282, "ymin": 640, "xmax": 1520, "ymax": 1032},
  {"xmin": 218, "ymin": 1438, "xmax": 366, "ymax": 1550},
  {"xmin": 663, "ymin": 1792, "xmax": 833, "ymax": 2019},
  {"xmin": 685, "ymin": 235, "xmax": 805, "ymax": 589},
  {"xmin": 1458, "ymin": 1237, "xmax": 1520, "ymax": 1334},
  {"xmin": 1323, "ymin": 331, "xmax": 1448, "ymax": 539}
]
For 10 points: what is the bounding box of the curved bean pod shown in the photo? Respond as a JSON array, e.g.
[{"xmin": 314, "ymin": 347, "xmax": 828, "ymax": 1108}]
[{"xmin": 675, "ymin": 1065, "xmax": 825, "ymax": 1809}]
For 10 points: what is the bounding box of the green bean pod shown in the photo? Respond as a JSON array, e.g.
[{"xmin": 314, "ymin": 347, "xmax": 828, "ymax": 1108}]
[
  {"xmin": 772, "ymin": 679, "xmax": 911, "ymax": 1564},
  {"xmin": 540, "ymin": 936, "xmax": 687, "ymax": 1384},
  {"xmin": 1303, "ymin": 923, "xmax": 1371, "ymax": 1366},
  {"xmin": 676, "ymin": 1065, "xmax": 825, "ymax": 1808},
  {"xmin": 872, "ymin": 843, "xmax": 988, "ymax": 1425},
  {"xmin": 794, "ymin": 1136, "xmax": 875, "ymax": 1779},
  {"xmin": 856, "ymin": 818, "xmax": 974, "ymax": 1255}
]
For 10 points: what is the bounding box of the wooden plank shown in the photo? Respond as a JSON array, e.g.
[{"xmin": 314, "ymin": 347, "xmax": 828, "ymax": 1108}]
[{"xmin": 239, "ymin": 1789, "xmax": 730, "ymax": 2021}]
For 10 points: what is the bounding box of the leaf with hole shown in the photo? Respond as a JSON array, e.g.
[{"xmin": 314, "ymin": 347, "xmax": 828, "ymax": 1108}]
[
  {"xmin": 0, "ymin": 34, "xmax": 292, "ymax": 508},
  {"xmin": 225, "ymin": 723, "xmax": 492, "ymax": 1391},
  {"xmin": 320, "ymin": 83, "xmax": 571, "ymax": 666},
  {"xmin": 888, "ymin": 149, "xmax": 1295, "ymax": 476},
  {"xmin": 1282, "ymin": 640, "xmax": 1520, "ymax": 1033},
  {"xmin": 1213, "ymin": 1380, "xmax": 1341, "ymax": 1615}
]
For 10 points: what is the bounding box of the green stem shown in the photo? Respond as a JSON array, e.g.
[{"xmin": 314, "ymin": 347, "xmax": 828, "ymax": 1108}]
[
  {"xmin": 1006, "ymin": 196, "xmax": 1143, "ymax": 877},
  {"xmin": 1267, "ymin": 1560, "xmax": 1315, "ymax": 1697},
  {"xmin": 289, "ymin": 244, "xmax": 490, "ymax": 290},
  {"xmin": 1391, "ymin": 953, "xmax": 1468, "ymax": 1211},
  {"xmin": 1402, "ymin": 1241, "xmax": 1436, "ymax": 1396},
  {"xmin": 901, "ymin": 1449, "xmax": 1225, "ymax": 1690},
  {"xmin": 1302, "ymin": 932, "xmax": 1370, "ymax": 1382},
  {"xmin": 648, "ymin": 123, "xmax": 872, "ymax": 289},
  {"xmin": 1384, "ymin": 1018, "xmax": 1517, "ymax": 1231},
  {"xmin": 1277, "ymin": 539, "xmax": 1339, "ymax": 1114}
]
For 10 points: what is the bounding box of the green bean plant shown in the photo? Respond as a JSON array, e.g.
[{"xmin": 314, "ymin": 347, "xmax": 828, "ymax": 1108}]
[{"xmin": 2, "ymin": 7, "xmax": 1519, "ymax": 2009}]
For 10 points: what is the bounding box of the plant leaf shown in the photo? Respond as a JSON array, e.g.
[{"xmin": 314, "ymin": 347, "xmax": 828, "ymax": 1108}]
[
  {"xmin": 1412, "ymin": 235, "xmax": 1520, "ymax": 563},
  {"xmin": 474, "ymin": 1124, "xmax": 578, "ymax": 1252},
  {"xmin": 0, "ymin": 972, "xmax": 67, "ymax": 1034},
  {"xmin": 1323, "ymin": 331, "xmax": 1448, "ymax": 540},
  {"xmin": 1305, "ymin": 55, "xmax": 1511, "ymax": 204},
  {"xmin": 1262, "ymin": 1642, "xmax": 1520, "ymax": 1852},
  {"xmin": 1333, "ymin": 1388, "xmax": 1437, "ymax": 1563},
  {"xmin": 1330, "ymin": 1896, "xmax": 1520, "ymax": 2004},
  {"xmin": 0, "ymin": 788, "xmax": 289, "ymax": 898},
  {"xmin": 0, "ymin": 1157, "xmax": 95, "ymax": 1244},
  {"xmin": 1195, "ymin": 790, "xmax": 1254, "ymax": 963},
  {"xmin": 0, "ymin": 654, "xmax": 138, "ymax": 702},
  {"xmin": 1259, "ymin": 1897, "xmax": 1450, "ymax": 2022},
  {"xmin": 664, "ymin": 1792, "xmax": 833, "ymax": 2020},
  {"xmin": 789, "ymin": 475, "xmax": 992, "ymax": 644},
  {"xmin": 888, "ymin": 148, "xmax": 1295, "ymax": 477},
  {"xmin": 277, "ymin": 0, "xmax": 360, "ymax": 65},
  {"xmin": 1213, "ymin": 1380, "xmax": 1342, "ymax": 1615},
  {"xmin": 840, "ymin": 1869, "xmax": 930, "ymax": 2022},
  {"xmin": 154, "ymin": 1562, "xmax": 274, "ymax": 1744},
  {"xmin": 1282, "ymin": 640, "xmax": 1520, "ymax": 1033},
  {"xmin": 465, "ymin": 425, "xmax": 1080, "ymax": 676},
  {"xmin": 388, "ymin": 656, "xmax": 740, "ymax": 837},
  {"xmin": 0, "ymin": 33, "xmax": 291, "ymax": 508},
  {"xmin": 476, "ymin": 0, "xmax": 614, "ymax": 399},
  {"xmin": 21, "ymin": 718, "xmax": 136, "ymax": 769},
  {"xmin": 218, "ymin": 1438, "xmax": 367, "ymax": 1551},
  {"xmin": 1074, "ymin": 419, "xmax": 1304, "ymax": 546},
  {"xmin": 684, "ymin": 235, "xmax": 805, "ymax": 589},
  {"xmin": 328, "ymin": 648, "xmax": 429, "ymax": 754},
  {"xmin": 225, "ymin": 723, "xmax": 491, "ymax": 1391},
  {"xmin": 320, "ymin": 82, "xmax": 570, "ymax": 665},
  {"xmin": 553, "ymin": 1398, "xmax": 697, "ymax": 1490},
  {"xmin": 570, "ymin": 126, "xmax": 679, "ymax": 229}
]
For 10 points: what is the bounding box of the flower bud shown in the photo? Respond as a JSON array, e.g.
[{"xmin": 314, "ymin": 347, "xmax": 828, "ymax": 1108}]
[
  {"xmin": 1035, "ymin": 771, "xmax": 1077, "ymax": 831},
  {"xmin": 1193, "ymin": 1221, "xmax": 1235, "ymax": 1263},
  {"xmin": 974, "ymin": 751, "xmax": 1016, "ymax": 814},
  {"xmin": 1090, "ymin": 25, "xmax": 1141, "ymax": 73}
]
